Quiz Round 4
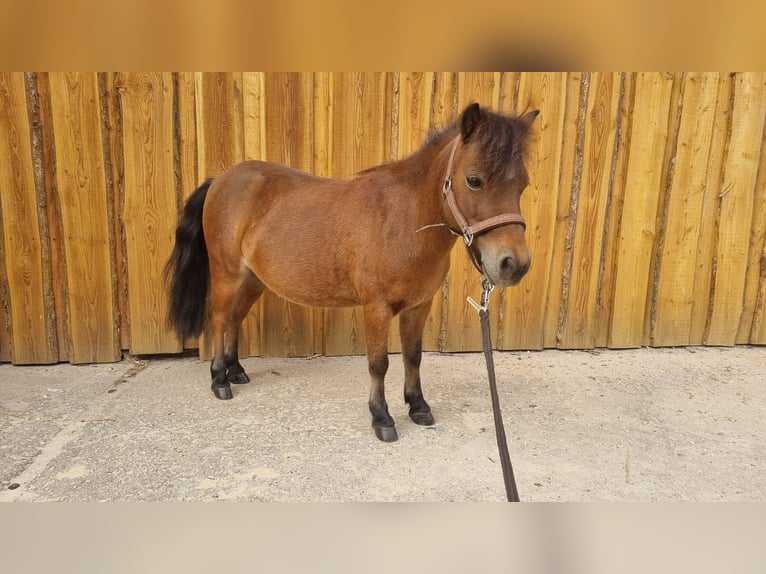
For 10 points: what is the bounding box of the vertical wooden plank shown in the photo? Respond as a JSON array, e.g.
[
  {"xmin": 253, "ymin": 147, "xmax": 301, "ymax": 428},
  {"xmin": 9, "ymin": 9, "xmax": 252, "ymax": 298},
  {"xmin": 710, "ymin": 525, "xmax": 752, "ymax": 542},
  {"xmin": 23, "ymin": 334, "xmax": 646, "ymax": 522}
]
[
  {"xmin": 541, "ymin": 72, "xmax": 585, "ymax": 349},
  {"xmin": 34, "ymin": 73, "xmax": 71, "ymax": 362},
  {"xmin": 706, "ymin": 72, "xmax": 766, "ymax": 345},
  {"xmin": 260, "ymin": 72, "xmax": 315, "ymax": 357},
  {"xmin": 195, "ymin": 72, "xmax": 244, "ymax": 360},
  {"xmin": 388, "ymin": 72, "xmax": 438, "ymax": 353},
  {"xmin": 429, "ymin": 72, "xmax": 457, "ymax": 352},
  {"xmin": 0, "ymin": 254, "xmax": 9, "ymax": 360},
  {"xmin": 609, "ymin": 72, "xmax": 673, "ymax": 348},
  {"xmin": 0, "ymin": 203, "xmax": 9, "ymax": 361},
  {"xmin": 311, "ymin": 72, "xmax": 331, "ymax": 356},
  {"xmin": 688, "ymin": 74, "xmax": 733, "ymax": 345},
  {"xmin": 594, "ymin": 73, "xmax": 634, "ymax": 349},
  {"xmin": 442, "ymin": 72, "xmax": 501, "ymax": 352},
  {"xmin": 0, "ymin": 73, "xmax": 57, "ymax": 363},
  {"xmin": 197, "ymin": 72, "xmax": 243, "ymax": 176},
  {"xmin": 28, "ymin": 72, "xmax": 64, "ymax": 363},
  {"xmin": 176, "ymin": 72, "xmax": 199, "ymax": 204},
  {"xmin": 174, "ymin": 72, "xmax": 200, "ymax": 352},
  {"xmin": 119, "ymin": 72, "xmax": 181, "ymax": 354},
  {"xmin": 499, "ymin": 72, "xmax": 568, "ymax": 350},
  {"xmin": 240, "ymin": 72, "xmax": 265, "ymax": 357},
  {"xmin": 322, "ymin": 72, "xmax": 391, "ymax": 356},
  {"xmin": 747, "ymin": 119, "xmax": 766, "ymax": 344},
  {"xmin": 101, "ymin": 73, "xmax": 130, "ymax": 353},
  {"xmin": 558, "ymin": 73, "xmax": 622, "ymax": 348},
  {"xmin": 748, "ymin": 143, "xmax": 766, "ymax": 345},
  {"xmin": 652, "ymin": 73, "xmax": 720, "ymax": 346},
  {"xmin": 644, "ymin": 73, "xmax": 685, "ymax": 347},
  {"xmin": 736, "ymin": 83, "xmax": 766, "ymax": 344},
  {"xmin": 751, "ymin": 237, "xmax": 766, "ymax": 344},
  {"xmin": 0, "ymin": 173, "xmax": 9, "ymax": 358},
  {"xmin": 48, "ymin": 72, "xmax": 119, "ymax": 363},
  {"xmin": 498, "ymin": 72, "xmax": 521, "ymax": 114}
]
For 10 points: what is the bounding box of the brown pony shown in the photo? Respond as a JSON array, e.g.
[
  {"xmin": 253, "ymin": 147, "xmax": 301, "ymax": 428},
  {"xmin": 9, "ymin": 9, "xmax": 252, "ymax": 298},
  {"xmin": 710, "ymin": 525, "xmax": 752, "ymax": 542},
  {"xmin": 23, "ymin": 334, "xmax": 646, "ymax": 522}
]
[{"xmin": 165, "ymin": 103, "xmax": 538, "ymax": 441}]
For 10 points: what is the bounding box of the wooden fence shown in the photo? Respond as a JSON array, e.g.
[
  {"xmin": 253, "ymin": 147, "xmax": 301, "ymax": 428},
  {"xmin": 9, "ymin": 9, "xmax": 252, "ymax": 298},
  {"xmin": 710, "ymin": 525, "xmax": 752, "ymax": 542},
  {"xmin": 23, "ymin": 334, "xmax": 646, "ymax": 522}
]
[{"xmin": 1, "ymin": 72, "xmax": 765, "ymax": 364}]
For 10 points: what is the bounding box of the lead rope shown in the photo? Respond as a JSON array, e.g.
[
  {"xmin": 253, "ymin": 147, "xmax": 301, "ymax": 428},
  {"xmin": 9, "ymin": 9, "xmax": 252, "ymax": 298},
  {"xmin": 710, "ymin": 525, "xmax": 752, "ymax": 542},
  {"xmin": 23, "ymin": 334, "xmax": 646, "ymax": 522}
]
[{"xmin": 468, "ymin": 278, "xmax": 520, "ymax": 502}]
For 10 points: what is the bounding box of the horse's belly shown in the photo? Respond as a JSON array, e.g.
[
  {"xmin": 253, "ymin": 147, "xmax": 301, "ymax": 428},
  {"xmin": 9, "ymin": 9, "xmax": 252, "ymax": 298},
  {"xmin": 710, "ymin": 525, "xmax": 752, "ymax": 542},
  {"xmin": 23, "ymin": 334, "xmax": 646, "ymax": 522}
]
[
  {"xmin": 264, "ymin": 275, "xmax": 361, "ymax": 308},
  {"xmin": 247, "ymin": 248, "xmax": 362, "ymax": 308}
]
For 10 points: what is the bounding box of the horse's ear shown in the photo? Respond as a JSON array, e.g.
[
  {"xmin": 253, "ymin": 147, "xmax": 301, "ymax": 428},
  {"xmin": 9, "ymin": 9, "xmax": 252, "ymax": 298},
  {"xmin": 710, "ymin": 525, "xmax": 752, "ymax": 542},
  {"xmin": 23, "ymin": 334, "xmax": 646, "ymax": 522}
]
[
  {"xmin": 519, "ymin": 109, "xmax": 540, "ymax": 127},
  {"xmin": 460, "ymin": 103, "xmax": 483, "ymax": 141}
]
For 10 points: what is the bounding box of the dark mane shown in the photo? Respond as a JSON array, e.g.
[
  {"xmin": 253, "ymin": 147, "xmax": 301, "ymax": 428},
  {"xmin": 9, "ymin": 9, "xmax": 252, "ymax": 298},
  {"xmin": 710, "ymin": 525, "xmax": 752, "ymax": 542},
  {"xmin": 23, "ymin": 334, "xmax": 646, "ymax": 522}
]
[
  {"xmin": 356, "ymin": 109, "xmax": 532, "ymax": 180},
  {"xmin": 467, "ymin": 110, "xmax": 533, "ymax": 182}
]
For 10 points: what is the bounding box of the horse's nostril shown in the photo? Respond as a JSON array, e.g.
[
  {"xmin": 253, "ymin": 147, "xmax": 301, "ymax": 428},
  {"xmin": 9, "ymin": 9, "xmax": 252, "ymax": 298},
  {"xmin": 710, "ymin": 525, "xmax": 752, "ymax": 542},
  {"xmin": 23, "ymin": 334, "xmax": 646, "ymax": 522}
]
[
  {"xmin": 500, "ymin": 256, "xmax": 517, "ymax": 275},
  {"xmin": 500, "ymin": 256, "xmax": 530, "ymax": 281}
]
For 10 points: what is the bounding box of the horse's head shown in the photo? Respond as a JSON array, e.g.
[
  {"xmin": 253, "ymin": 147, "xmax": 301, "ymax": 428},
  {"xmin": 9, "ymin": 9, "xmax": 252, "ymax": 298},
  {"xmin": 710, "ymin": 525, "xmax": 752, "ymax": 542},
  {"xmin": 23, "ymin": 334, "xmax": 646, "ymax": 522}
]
[{"xmin": 444, "ymin": 103, "xmax": 538, "ymax": 287}]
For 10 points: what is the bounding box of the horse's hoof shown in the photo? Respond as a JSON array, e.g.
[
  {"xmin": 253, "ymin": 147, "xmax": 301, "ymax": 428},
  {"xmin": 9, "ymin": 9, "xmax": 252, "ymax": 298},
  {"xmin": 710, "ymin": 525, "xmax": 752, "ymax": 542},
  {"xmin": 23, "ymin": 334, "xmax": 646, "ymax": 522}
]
[
  {"xmin": 409, "ymin": 411, "xmax": 435, "ymax": 426},
  {"xmin": 212, "ymin": 384, "xmax": 233, "ymax": 400},
  {"xmin": 374, "ymin": 425, "xmax": 398, "ymax": 442},
  {"xmin": 228, "ymin": 372, "xmax": 250, "ymax": 385}
]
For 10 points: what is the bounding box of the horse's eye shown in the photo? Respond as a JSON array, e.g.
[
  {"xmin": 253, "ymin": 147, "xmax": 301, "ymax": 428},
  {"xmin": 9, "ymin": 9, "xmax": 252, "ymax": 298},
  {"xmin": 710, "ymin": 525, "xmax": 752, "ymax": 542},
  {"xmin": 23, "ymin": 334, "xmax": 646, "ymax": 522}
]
[{"xmin": 466, "ymin": 175, "xmax": 484, "ymax": 190}]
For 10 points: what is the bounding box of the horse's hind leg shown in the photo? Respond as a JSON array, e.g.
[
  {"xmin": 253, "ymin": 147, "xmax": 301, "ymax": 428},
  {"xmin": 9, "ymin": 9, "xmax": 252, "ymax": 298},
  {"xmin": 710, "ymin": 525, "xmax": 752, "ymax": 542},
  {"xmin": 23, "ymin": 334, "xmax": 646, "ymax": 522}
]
[
  {"xmin": 363, "ymin": 303, "xmax": 397, "ymax": 442},
  {"xmin": 399, "ymin": 300, "xmax": 435, "ymax": 426},
  {"xmin": 209, "ymin": 268, "xmax": 264, "ymax": 400},
  {"xmin": 224, "ymin": 272, "xmax": 265, "ymax": 385}
]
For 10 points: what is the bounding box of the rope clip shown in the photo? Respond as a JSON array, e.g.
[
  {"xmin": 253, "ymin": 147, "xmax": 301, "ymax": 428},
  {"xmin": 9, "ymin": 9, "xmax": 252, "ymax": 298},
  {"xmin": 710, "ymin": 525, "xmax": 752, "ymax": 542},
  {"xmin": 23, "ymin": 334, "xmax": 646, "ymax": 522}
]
[{"xmin": 467, "ymin": 276, "xmax": 495, "ymax": 314}]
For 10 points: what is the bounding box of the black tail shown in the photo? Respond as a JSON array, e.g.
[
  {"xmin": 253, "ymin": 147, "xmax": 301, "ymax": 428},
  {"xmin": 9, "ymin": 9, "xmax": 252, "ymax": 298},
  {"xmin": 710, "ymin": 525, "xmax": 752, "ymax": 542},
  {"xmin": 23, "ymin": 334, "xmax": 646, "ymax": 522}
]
[{"xmin": 164, "ymin": 179, "xmax": 213, "ymax": 341}]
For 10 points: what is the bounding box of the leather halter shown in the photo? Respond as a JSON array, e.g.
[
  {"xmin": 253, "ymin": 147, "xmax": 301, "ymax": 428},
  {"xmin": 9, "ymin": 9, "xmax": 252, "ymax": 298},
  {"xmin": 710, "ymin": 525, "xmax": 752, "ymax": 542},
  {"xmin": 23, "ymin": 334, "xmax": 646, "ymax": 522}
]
[{"xmin": 442, "ymin": 136, "xmax": 527, "ymax": 247}]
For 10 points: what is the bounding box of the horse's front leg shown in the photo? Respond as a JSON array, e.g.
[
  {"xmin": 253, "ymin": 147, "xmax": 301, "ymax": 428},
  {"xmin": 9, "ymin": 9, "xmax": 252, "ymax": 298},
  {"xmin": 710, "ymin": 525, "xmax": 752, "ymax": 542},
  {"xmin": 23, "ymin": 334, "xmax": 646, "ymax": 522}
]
[
  {"xmin": 399, "ymin": 300, "xmax": 435, "ymax": 426},
  {"xmin": 363, "ymin": 303, "xmax": 396, "ymax": 442}
]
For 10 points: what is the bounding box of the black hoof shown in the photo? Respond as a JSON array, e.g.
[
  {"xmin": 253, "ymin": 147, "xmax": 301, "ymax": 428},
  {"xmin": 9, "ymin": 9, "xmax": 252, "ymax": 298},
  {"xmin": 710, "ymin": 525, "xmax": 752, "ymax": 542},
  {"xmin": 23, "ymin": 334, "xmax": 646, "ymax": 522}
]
[
  {"xmin": 228, "ymin": 372, "xmax": 250, "ymax": 385},
  {"xmin": 409, "ymin": 410, "xmax": 435, "ymax": 426},
  {"xmin": 374, "ymin": 425, "xmax": 399, "ymax": 442},
  {"xmin": 212, "ymin": 384, "xmax": 233, "ymax": 400}
]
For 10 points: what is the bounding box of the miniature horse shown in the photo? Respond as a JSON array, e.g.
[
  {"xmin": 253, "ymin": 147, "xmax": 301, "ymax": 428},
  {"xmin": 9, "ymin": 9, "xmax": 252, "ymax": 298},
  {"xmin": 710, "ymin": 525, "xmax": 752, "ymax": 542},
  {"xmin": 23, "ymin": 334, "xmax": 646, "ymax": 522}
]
[{"xmin": 165, "ymin": 103, "xmax": 538, "ymax": 441}]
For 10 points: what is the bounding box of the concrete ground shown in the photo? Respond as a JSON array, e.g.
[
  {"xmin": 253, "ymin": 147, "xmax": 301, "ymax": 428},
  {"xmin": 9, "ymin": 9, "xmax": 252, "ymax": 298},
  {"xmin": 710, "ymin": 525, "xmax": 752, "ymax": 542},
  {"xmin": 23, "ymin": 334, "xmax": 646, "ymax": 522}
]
[{"xmin": 0, "ymin": 346, "xmax": 763, "ymax": 501}]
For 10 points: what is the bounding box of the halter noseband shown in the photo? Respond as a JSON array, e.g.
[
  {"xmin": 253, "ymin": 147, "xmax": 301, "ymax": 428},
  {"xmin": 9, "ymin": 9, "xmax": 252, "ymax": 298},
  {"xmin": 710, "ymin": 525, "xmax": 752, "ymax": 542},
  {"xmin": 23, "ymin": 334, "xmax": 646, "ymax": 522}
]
[{"xmin": 442, "ymin": 135, "xmax": 527, "ymax": 247}]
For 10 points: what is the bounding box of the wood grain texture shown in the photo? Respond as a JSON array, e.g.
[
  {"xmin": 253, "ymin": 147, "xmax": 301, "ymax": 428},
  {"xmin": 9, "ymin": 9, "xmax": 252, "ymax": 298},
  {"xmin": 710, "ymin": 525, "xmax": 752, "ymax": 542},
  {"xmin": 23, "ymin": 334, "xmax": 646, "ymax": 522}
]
[
  {"xmin": 609, "ymin": 72, "xmax": 673, "ymax": 348},
  {"xmin": 119, "ymin": 72, "xmax": 181, "ymax": 354},
  {"xmin": 736, "ymin": 78, "xmax": 766, "ymax": 344},
  {"xmin": 751, "ymin": 237, "xmax": 766, "ymax": 344},
  {"xmin": 390, "ymin": 72, "xmax": 439, "ymax": 353},
  {"xmin": 3, "ymin": 71, "xmax": 766, "ymax": 364},
  {"xmin": 101, "ymin": 73, "xmax": 130, "ymax": 353},
  {"xmin": 688, "ymin": 73, "xmax": 733, "ymax": 345},
  {"xmin": 706, "ymin": 73, "xmax": 766, "ymax": 345},
  {"xmin": 541, "ymin": 72, "xmax": 585, "ymax": 348},
  {"xmin": 559, "ymin": 73, "xmax": 621, "ymax": 349},
  {"xmin": 0, "ymin": 73, "xmax": 57, "ymax": 363},
  {"xmin": 48, "ymin": 72, "xmax": 119, "ymax": 363},
  {"xmin": 594, "ymin": 73, "xmax": 633, "ymax": 349},
  {"xmin": 501, "ymin": 72, "xmax": 568, "ymax": 350},
  {"xmin": 174, "ymin": 72, "xmax": 201, "ymax": 351},
  {"xmin": 746, "ymin": 114, "xmax": 766, "ymax": 344},
  {"xmin": 36, "ymin": 72, "xmax": 71, "ymax": 362},
  {"xmin": 652, "ymin": 73, "xmax": 720, "ymax": 346}
]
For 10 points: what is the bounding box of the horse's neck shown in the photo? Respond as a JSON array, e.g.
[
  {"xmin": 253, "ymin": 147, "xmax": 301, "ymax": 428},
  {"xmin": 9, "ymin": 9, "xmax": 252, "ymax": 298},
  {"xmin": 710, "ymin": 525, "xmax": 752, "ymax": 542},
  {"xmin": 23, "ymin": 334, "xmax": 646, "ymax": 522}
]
[
  {"xmin": 393, "ymin": 133, "xmax": 460, "ymax": 258},
  {"xmin": 397, "ymin": 131, "xmax": 455, "ymax": 223}
]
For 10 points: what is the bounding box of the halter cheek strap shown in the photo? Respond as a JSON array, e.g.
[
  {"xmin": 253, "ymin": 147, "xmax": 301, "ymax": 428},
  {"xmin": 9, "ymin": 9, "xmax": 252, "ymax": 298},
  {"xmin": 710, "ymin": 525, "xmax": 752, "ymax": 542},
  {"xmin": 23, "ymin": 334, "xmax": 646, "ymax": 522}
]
[{"xmin": 441, "ymin": 136, "xmax": 526, "ymax": 248}]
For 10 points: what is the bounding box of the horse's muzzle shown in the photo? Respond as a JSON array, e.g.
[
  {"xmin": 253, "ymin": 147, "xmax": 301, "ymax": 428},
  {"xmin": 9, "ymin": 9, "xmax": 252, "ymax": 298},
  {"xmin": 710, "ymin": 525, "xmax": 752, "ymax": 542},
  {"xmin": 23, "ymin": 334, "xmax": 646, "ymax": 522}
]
[{"xmin": 487, "ymin": 253, "xmax": 531, "ymax": 287}]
